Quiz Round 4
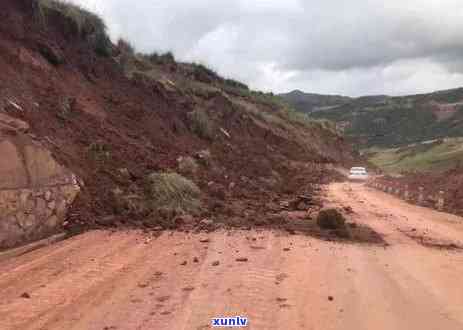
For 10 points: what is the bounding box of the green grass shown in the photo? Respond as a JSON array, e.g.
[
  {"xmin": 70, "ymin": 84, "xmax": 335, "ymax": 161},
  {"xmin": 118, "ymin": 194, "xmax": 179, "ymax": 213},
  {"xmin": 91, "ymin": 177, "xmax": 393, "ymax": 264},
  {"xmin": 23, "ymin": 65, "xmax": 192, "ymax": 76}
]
[
  {"xmin": 36, "ymin": 0, "xmax": 112, "ymax": 56},
  {"xmin": 37, "ymin": 0, "xmax": 105, "ymax": 35},
  {"xmin": 366, "ymin": 137, "xmax": 463, "ymax": 173},
  {"xmin": 145, "ymin": 51, "xmax": 176, "ymax": 65}
]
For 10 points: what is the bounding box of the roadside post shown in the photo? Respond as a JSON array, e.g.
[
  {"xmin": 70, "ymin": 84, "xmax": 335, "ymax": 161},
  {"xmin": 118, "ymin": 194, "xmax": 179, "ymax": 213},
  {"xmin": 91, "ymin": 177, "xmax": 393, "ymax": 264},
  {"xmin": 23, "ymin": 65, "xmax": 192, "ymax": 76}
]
[
  {"xmin": 418, "ymin": 187, "xmax": 424, "ymax": 205},
  {"xmin": 404, "ymin": 185, "xmax": 409, "ymax": 201},
  {"xmin": 437, "ymin": 191, "xmax": 445, "ymax": 211}
]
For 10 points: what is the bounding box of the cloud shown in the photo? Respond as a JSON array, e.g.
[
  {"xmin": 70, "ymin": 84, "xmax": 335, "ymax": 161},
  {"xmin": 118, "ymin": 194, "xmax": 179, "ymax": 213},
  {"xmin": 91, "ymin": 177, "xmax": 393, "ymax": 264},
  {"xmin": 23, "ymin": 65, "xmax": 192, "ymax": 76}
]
[{"xmin": 71, "ymin": 0, "xmax": 463, "ymax": 96}]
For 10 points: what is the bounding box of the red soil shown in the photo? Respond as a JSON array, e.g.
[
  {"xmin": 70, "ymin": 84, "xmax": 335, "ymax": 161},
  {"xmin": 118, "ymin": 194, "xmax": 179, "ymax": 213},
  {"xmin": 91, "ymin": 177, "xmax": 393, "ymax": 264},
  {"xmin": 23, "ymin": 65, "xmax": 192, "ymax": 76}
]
[{"xmin": 0, "ymin": 0, "xmax": 353, "ymax": 232}]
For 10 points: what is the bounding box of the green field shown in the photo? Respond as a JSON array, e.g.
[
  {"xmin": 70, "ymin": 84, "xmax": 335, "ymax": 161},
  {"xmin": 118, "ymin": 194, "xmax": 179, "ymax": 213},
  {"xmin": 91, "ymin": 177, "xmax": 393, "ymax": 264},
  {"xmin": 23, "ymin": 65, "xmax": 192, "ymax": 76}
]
[{"xmin": 365, "ymin": 138, "xmax": 463, "ymax": 174}]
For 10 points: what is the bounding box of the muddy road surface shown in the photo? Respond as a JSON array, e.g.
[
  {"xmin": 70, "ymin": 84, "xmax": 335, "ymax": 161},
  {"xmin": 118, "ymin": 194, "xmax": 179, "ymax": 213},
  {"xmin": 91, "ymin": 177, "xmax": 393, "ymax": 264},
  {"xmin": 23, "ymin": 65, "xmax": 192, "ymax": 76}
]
[{"xmin": 1, "ymin": 182, "xmax": 463, "ymax": 330}]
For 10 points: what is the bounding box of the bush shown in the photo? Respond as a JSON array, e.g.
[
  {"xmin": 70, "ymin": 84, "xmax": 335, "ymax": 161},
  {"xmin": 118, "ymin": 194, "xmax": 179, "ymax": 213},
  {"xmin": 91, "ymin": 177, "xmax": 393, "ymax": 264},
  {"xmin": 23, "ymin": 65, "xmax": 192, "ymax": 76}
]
[
  {"xmin": 188, "ymin": 63, "xmax": 249, "ymax": 91},
  {"xmin": 187, "ymin": 109, "xmax": 215, "ymax": 140},
  {"xmin": 88, "ymin": 141, "xmax": 111, "ymax": 161},
  {"xmin": 109, "ymin": 188, "xmax": 148, "ymax": 216},
  {"xmin": 161, "ymin": 51, "xmax": 175, "ymax": 63},
  {"xmin": 145, "ymin": 172, "xmax": 201, "ymax": 214},
  {"xmin": 36, "ymin": 0, "xmax": 112, "ymax": 56},
  {"xmin": 117, "ymin": 38, "xmax": 135, "ymax": 55},
  {"xmin": 177, "ymin": 156, "xmax": 199, "ymax": 175},
  {"xmin": 91, "ymin": 31, "xmax": 112, "ymax": 56},
  {"xmin": 190, "ymin": 63, "xmax": 220, "ymax": 83},
  {"xmin": 146, "ymin": 51, "xmax": 176, "ymax": 65},
  {"xmin": 223, "ymin": 78, "xmax": 249, "ymax": 91}
]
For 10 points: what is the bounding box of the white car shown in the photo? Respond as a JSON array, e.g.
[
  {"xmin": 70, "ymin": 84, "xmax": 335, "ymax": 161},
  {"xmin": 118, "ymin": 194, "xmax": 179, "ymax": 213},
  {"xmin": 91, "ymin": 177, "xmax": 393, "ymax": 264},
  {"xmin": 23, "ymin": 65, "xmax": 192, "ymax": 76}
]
[{"xmin": 348, "ymin": 167, "xmax": 369, "ymax": 181}]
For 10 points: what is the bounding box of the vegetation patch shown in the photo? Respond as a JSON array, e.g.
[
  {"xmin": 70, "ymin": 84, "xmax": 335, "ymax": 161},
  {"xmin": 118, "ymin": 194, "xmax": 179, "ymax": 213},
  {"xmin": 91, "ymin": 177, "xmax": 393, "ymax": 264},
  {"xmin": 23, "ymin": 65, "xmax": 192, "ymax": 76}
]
[
  {"xmin": 117, "ymin": 38, "xmax": 135, "ymax": 55},
  {"xmin": 145, "ymin": 172, "xmax": 201, "ymax": 214},
  {"xmin": 366, "ymin": 137, "xmax": 463, "ymax": 174},
  {"xmin": 188, "ymin": 63, "xmax": 221, "ymax": 84},
  {"xmin": 187, "ymin": 109, "xmax": 215, "ymax": 140},
  {"xmin": 88, "ymin": 141, "xmax": 111, "ymax": 161},
  {"xmin": 223, "ymin": 78, "xmax": 249, "ymax": 91},
  {"xmin": 145, "ymin": 51, "xmax": 176, "ymax": 65},
  {"xmin": 177, "ymin": 156, "xmax": 199, "ymax": 176},
  {"xmin": 36, "ymin": 0, "xmax": 112, "ymax": 56}
]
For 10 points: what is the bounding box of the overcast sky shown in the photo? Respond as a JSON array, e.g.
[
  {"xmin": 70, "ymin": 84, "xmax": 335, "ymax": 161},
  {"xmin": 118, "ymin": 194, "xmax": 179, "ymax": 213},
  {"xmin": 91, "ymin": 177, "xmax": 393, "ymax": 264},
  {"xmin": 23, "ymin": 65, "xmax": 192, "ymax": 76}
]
[{"xmin": 72, "ymin": 0, "xmax": 463, "ymax": 96}]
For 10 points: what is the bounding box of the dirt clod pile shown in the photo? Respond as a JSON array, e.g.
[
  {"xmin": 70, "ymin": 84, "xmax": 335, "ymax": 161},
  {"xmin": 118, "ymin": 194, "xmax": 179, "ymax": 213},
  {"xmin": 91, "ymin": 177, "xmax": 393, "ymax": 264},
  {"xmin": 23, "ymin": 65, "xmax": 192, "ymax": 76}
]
[
  {"xmin": 317, "ymin": 208, "xmax": 346, "ymax": 230},
  {"xmin": 317, "ymin": 208, "xmax": 350, "ymax": 238}
]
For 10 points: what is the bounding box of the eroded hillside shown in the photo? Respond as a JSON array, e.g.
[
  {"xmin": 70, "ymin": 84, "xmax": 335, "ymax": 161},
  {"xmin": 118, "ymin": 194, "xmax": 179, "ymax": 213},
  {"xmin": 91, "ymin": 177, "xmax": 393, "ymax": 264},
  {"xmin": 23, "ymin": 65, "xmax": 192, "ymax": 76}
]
[{"xmin": 0, "ymin": 0, "xmax": 354, "ymax": 248}]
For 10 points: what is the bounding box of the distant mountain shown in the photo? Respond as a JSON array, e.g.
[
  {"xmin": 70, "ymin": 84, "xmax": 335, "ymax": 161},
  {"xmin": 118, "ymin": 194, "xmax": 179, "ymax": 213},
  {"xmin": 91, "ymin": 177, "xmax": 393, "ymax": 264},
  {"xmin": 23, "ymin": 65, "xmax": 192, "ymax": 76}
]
[
  {"xmin": 281, "ymin": 88, "xmax": 463, "ymax": 149},
  {"xmin": 278, "ymin": 90, "xmax": 352, "ymax": 113}
]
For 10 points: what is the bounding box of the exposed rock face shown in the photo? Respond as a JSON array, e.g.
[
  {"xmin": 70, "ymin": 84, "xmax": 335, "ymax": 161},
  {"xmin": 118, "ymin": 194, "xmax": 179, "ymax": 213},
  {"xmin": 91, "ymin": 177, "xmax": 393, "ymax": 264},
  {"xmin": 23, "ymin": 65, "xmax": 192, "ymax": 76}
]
[{"xmin": 0, "ymin": 114, "xmax": 80, "ymax": 249}]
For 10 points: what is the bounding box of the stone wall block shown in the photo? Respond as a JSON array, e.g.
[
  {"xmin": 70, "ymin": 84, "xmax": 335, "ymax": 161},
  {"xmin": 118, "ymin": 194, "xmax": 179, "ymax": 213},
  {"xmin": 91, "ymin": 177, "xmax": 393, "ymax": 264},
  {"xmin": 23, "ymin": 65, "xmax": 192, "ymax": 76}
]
[
  {"xmin": 0, "ymin": 140, "xmax": 29, "ymax": 188},
  {"xmin": 0, "ymin": 216, "xmax": 23, "ymax": 248},
  {"xmin": 25, "ymin": 198, "xmax": 35, "ymax": 213},
  {"xmin": 45, "ymin": 190, "xmax": 52, "ymax": 201},
  {"xmin": 35, "ymin": 198, "xmax": 47, "ymax": 216},
  {"xmin": 45, "ymin": 215, "xmax": 59, "ymax": 229},
  {"xmin": 47, "ymin": 200, "xmax": 56, "ymax": 210},
  {"xmin": 34, "ymin": 189, "xmax": 45, "ymax": 197},
  {"xmin": 19, "ymin": 190, "xmax": 31, "ymax": 207},
  {"xmin": 55, "ymin": 200, "xmax": 67, "ymax": 218},
  {"xmin": 16, "ymin": 212, "xmax": 35, "ymax": 230},
  {"xmin": 45, "ymin": 208, "xmax": 53, "ymax": 219}
]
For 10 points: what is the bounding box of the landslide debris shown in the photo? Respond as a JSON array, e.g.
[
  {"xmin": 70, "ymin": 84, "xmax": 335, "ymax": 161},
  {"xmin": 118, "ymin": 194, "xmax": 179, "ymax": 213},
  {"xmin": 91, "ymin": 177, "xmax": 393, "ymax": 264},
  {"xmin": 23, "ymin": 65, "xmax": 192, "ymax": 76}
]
[
  {"xmin": 317, "ymin": 208, "xmax": 349, "ymax": 239},
  {"xmin": 0, "ymin": 0, "xmax": 357, "ymax": 240},
  {"xmin": 317, "ymin": 208, "xmax": 346, "ymax": 230}
]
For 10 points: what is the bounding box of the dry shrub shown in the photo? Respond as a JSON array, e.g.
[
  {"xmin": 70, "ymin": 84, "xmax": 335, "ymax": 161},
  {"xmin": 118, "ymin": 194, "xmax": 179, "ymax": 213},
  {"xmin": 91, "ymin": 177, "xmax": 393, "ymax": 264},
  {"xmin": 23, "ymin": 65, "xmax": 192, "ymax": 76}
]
[
  {"xmin": 187, "ymin": 109, "xmax": 215, "ymax": 140},
  {"xmin": 317, "ymin": 208, "xmax": 346, "ymax": 229},
  {"xmin": 177, "ymin": 156, "xmax": 199, "ymax": 176},
  {"xmin": 145, "ymin": 172, "xmax": 201, "ymax": 214}
]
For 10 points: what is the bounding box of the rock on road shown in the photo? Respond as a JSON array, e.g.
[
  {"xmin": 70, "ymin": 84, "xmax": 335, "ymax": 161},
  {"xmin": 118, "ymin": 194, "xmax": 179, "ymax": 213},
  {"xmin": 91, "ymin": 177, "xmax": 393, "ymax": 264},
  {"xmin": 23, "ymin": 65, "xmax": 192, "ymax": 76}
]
[{"xmin": 1, "ymin": 182, "xmax": 463, "ymax": 330}]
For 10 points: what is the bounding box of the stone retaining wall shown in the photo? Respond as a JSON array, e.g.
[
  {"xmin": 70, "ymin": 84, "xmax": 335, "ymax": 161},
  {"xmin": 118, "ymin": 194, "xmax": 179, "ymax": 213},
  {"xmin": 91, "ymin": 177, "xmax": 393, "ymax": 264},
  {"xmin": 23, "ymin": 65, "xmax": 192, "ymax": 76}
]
[
  {"xmin": 0, "ymin": 181, "xmax": 79, "ymax": 249},
  {"xmin": 0, "ymin": 113, "xmax": 80, "ymax": 249}
]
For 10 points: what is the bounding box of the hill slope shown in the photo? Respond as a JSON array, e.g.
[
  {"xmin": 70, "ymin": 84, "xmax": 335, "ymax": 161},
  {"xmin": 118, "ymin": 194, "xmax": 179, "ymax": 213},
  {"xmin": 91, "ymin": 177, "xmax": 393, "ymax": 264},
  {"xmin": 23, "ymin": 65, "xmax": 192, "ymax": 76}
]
[
  {"xmin": 279, "ymin": 90, "xmax": 352, "ymax": 114},
  {"xmin": 0, "ymin": 0, "xmax": 354, "ymax": 247},
  {"xmin": 366, "ymin": 138, "xmax": 463, "ymax": 174},
  {"xmin": 281, "ymin": 88, "xmax": 463, "ymax": 149}
]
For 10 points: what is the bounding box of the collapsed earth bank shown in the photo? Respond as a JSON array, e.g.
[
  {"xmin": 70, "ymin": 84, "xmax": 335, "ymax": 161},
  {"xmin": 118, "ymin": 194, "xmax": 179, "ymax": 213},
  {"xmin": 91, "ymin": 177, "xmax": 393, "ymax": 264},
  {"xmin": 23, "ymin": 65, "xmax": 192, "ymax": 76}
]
[{"xmin": 0, "ymin": 0, "xmax": 354, "ymax": 248}]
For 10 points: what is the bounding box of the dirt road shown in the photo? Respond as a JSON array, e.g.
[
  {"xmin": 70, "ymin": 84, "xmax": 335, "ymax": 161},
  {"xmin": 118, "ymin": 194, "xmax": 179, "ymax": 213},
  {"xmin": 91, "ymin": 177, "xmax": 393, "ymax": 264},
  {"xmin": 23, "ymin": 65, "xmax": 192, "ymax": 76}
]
[{"xmin": 1, "ymin": 182, "xmax": 463, "ymax": 330}]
